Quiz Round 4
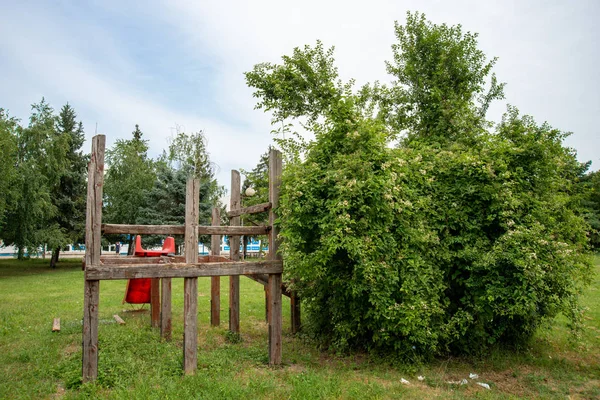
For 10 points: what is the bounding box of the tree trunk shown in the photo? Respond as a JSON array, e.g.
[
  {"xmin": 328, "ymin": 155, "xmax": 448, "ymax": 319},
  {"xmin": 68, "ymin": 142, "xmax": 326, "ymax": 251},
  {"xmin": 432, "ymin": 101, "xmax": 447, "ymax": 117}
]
[
  {"xmin": 50, "ymin": 247, "xmax": 60, "ymax": 268},
  {"xmin": 127, "ymin": 236, "xmax": 134, "ymax": 256}
]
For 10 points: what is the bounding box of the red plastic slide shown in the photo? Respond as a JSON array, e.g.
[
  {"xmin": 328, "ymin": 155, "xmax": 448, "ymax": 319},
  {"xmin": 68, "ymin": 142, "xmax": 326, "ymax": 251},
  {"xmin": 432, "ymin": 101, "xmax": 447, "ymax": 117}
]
[{"xmin": 123, "ymin": 236, "xmax": 176, "ymax": 304}]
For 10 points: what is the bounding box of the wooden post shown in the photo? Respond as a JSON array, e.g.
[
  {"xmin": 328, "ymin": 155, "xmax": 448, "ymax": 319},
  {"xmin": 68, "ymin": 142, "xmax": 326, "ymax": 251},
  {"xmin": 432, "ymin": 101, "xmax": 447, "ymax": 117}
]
[
  {"xmin": 229, "ymin": 170, "xmax": 241, "ymax": 333},
  {"xmin": 160, "ymin": 277, "xmax": 172, "ymax": 340},
  {"xmin": 264, "ymin": 286, "xmax": 269, "ymax": 323},
  {"xmin": 183, "ymin": 178, "xmax": 199, "ymax": 375},
  {"xmin": 210, "ymin": 207, "xmax": 221, "ymax": 327},
  {"xmin": 268, "ymin": 148, "xmax": 282, "ymax": 365},
  {"xmin": 151, "ymin": 278, "xmax": 160, "ymax": 328},
  {"xmin": 291, "ymin": 292, "xmax": 301, "ymax": 334},
  {"xmin": 83, "ymin": 134, "xmax": 105, "ymax": 382}
]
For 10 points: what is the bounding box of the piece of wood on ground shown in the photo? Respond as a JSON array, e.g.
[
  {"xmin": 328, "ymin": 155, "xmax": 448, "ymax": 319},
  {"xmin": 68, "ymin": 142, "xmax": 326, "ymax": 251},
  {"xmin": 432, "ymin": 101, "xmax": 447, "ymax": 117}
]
[
  {"xmin": 52, "ymin": 318, "xmax": 60, "ymax": 332},
  {"xmin": 113, "ymin": 314, "xmax": 125, "ymax": 325}
]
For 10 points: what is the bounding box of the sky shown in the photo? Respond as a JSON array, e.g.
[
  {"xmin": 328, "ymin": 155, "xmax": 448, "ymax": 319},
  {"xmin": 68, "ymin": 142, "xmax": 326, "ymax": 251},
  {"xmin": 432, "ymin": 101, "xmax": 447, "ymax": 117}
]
[{"xmin": 1, "ymin": 0, "xmax": 598, "ymax": 193}]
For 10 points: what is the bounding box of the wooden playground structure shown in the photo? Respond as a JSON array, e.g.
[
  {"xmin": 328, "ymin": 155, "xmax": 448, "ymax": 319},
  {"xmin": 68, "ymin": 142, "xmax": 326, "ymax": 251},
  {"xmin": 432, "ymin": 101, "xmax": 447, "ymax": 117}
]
[{"xmin": 81, "ymin": 134, "xmax": 299, "ymax": 382}]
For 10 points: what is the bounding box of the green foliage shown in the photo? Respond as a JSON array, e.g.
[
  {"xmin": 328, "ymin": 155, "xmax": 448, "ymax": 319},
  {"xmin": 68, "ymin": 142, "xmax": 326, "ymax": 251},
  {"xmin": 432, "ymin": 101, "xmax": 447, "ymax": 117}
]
[
  {"xmin": 135, "ymin": 130, "xmax": 224, "ymax": 248},
  {"xmin": 384, "ymin": 11, "xmax": 505, "ymax": 145},
  {"xmin": 1, "ymin": 99, "xmax": 69, "ymax": 259},
  {"xmin": 246, "ymin": 13, "xmax": 592, "ymax": 359},
  {"xmin": 104, "ymin": 125, "xmax": 156, "ymax": 226},
  {"xmin": 0, "ymin": 109, "xmax": 18, "ymax": 230},
  {"xmin": 1, "ymin": 258, "xmax": 599, "ymax": 398},
  {"xmin": 580, "ymin": 170, "xmax": 600, "ymax": 248},
  {"xmin": 49, "ymin": 104, "xmax": 88, "ymax": 266}
]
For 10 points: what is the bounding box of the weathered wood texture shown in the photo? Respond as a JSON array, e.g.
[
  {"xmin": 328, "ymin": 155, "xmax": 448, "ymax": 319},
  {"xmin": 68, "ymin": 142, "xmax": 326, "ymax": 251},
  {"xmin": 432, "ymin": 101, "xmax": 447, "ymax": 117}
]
[
  {"xmin": 244, "ymin": 274, "xmax": 292, "ymax": 297},
  {"xmin": 86, "ymin": 260, "xmax": 283, "ymax": 280},
  {"xmin": 102, "ymin": 224, "xmax": 268, "ymax": 236},
  {"xmin": 82, "ymin": 280, "xmax": 99, "ymax": 382},
  {"xmin": 100, "ymin": 255, "xmax": 226, "ymax": 265},
  {"xmin": 268, "ymin": 149, "xmax": 283, "ymax": 364},
  {"xmin": 161, "ymin": 278, "xmax": 172, "ymax": 340},
  {"xmin": 268, "ymin": 274, "xmax": 282, "ymax": 365},
  {"xmin": 85, "ymin": 135, "xmax": 105, "ymax": 269},
  {"xmin": 151, "ymin": 278, "xmax": 160, "ymax": 328},
  {"xmin": 291, "ymin": 293, "xmax": 301, "ymax": 334},
  {"xmin": 113, "ymin": 315, "xmax": 125, "ymax": 325},
  {"xmin": 52, "ymin": 318, "xmax": 60, "ymax": 332},
  {"xmin": 83, "ymin": 135, "xmax": 105, "ymax": 382},
  {"xmin": 183, "ymin": 178, "xmax": 199, "ymax": 375},
  {"xmin": 211, "ymin": 207, "xmax": 221, "ymax": 327},
  {"xmin": 268, "ymin": 149, "xmax": 282, "ymax": 262},
  {"xmin": 183, "ymin": 277, "xmax": 198, "ymax": 375},
  {"xmin": 265, "ymin": 286, "xmax": 269, "ymax": 323},
  {"xmin": 229, "ymin": 170, "xmax": 241, "ymax": 333},
  {"xmin": 102, "ymin": 224, "xmax": 184, "ymax": 235},
  {"xmin": 100, "ymin": 256, "xmax": 178, "ymax": 265},
  {"xmin": 227, "ymin": 202, "xmax": 272, "ymax": 218}
]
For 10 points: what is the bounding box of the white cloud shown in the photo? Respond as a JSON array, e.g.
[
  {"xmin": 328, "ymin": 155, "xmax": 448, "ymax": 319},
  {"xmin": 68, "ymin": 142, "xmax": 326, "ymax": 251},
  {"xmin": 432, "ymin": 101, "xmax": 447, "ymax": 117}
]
[{"xmin": 1, "ymin": 0, "xmax": 598, "ymax": 193}]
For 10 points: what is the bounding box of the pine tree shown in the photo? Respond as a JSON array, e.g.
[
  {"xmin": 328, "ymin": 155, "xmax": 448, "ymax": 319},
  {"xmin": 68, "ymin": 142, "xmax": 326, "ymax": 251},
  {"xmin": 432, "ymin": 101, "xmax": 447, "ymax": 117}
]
[{"xmin": 49, "ymin": 104, "xmax": 88, "ymax": 267}]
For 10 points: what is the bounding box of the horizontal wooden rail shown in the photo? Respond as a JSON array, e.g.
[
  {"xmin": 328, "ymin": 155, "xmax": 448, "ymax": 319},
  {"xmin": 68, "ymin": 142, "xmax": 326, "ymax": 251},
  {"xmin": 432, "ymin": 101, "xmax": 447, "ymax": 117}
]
[
  {"xmin": 197, "ymin": 226, "xmax": 270, "ymax": 235},
  {"xmin": 98, "ymin": 255, "xmax": 235, "ymax": 267},
  {"xmin": 102, "ymin": 224, "xmax": 270, "ymax": 236},
  {"xmin": 100, "ymin": 256, "xmax": 176, "ymax": 265},
  {"xmin": 227, "ymin": 202, "xmax": 271, "ymax": 218},
  {"xmin": 245, "ymin": 274, "xmax": 291, "ymax": 297},
  {"xmin": 85, "ymin": 260, "xmax": 283, "ymax": 280},
  {"xmin": 102, "ymin": 224, "xmax": 185, "ymax": 235}
]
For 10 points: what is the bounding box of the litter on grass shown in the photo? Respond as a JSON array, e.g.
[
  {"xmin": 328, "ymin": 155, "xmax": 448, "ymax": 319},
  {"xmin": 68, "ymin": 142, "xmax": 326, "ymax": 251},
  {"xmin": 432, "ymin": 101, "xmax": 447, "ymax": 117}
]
[
  {"xmin": 446, "ymin": 379, "xmax": 468, "ymax": 385},
  {"xmin": 476, "ymin": 382, "xmax": 491, "ymax": 390},
  {"xmin": 469, "ymin": 373, "xmax": 479, "ymax": 379},
  {"xmin": 400, "ymin": 378, "xmax": 410, "ymax": 385}
]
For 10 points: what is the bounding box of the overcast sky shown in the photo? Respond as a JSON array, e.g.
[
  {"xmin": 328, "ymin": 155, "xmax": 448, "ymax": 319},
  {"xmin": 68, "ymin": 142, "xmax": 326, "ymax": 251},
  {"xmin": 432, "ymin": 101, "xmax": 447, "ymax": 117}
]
[{"xmin": 1, "ymin": 0, "xmax": 598, "ymax": 192}]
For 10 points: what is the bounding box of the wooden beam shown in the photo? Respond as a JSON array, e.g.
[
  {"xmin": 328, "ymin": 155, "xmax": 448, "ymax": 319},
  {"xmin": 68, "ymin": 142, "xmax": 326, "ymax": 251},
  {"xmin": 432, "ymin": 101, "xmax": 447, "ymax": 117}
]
[
  {"xmin": 83, "ymin": 134, "xmax": 105, "ymax": 382},
  {"xmin": 268, "ymin": 148, "xmax": 282, "ymax": 262},
  {"xmin": 160, "ymin": 278, "xmax": 172, "ymax": 340},
  {"xmin": 101, "ymin": 223, "xmax": 269, "ymax": 236},
  {"xmin": 85, "ymin": 134, "xmax": 105, "ymax": 271},
  {"xmin": 210, "ymin": 207, "xmax": 221, "ymax": 327},
  {"xmin": 199, "ymin": 226, "xmax": 269, "ymax": 235},
  {"xmin": 229, "ymin": 170, "xmax": 241, "ymax": 334},
  {"xmin": 85, "ymin": 260, "xmax": 283, "ymax": 280},
  {"xmin": 268, "ymin": 148, "xmax": 283, "ymax": 365},
  {"xmin": 113, "ymin": 315, "xmax": 125, "ymax": 325},
  {"xmin": 227, "ymin": 202, "xmax": 272, "ymax": 218},
  {"xmin": 100, "ymin": 255, "xmax": 227, "ymax": 265},
  {"xmin": 102, "ymin": 224, "xmax": 185, "ymax": 235},
  {"xmin": 100, "ymin": 256, "xmax": 178, "ymax": 265},
  {"xmin": 268, "ymin": 273, "xmax": 282, "ymax": 365},
  {"xmin": 291, "ymin": 292, "xmax": 301, "ymax": 334},
  {"xmin": 151, "ymin": 278, "xmax": 160, "ymax": 328},
  {"xmin": 52, "ymin": 318, "xmax": 60, "ymax": 332},
  {"xmin": 244, "ymin": 274, "xmax": 292, "ymax": 297},
  {"xmin": 183, "ymin": 277, "xmax": 198, "ymax": 375},
  {"xmin": 82, "ymin": 280, "xmax": 99, "ymax": 382},
  {"xmin": 183, "ymin": 178, "xmax": 199, "ymax": 375}
]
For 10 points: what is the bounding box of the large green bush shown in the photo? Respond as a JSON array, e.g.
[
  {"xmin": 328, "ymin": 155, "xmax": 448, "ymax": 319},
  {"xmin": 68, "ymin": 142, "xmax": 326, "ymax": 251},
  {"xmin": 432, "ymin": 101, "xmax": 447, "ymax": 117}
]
[{"xmin": 246, "ymin": 12, "xmax": 592, "ymax": 359}]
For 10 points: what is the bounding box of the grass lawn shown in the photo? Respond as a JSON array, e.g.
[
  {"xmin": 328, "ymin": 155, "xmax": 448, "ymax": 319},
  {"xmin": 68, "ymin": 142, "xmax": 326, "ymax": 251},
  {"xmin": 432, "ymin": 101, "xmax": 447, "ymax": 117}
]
[{"xmin": 0, "ymin": 256, "xmax": 598, "ymax": 399}]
